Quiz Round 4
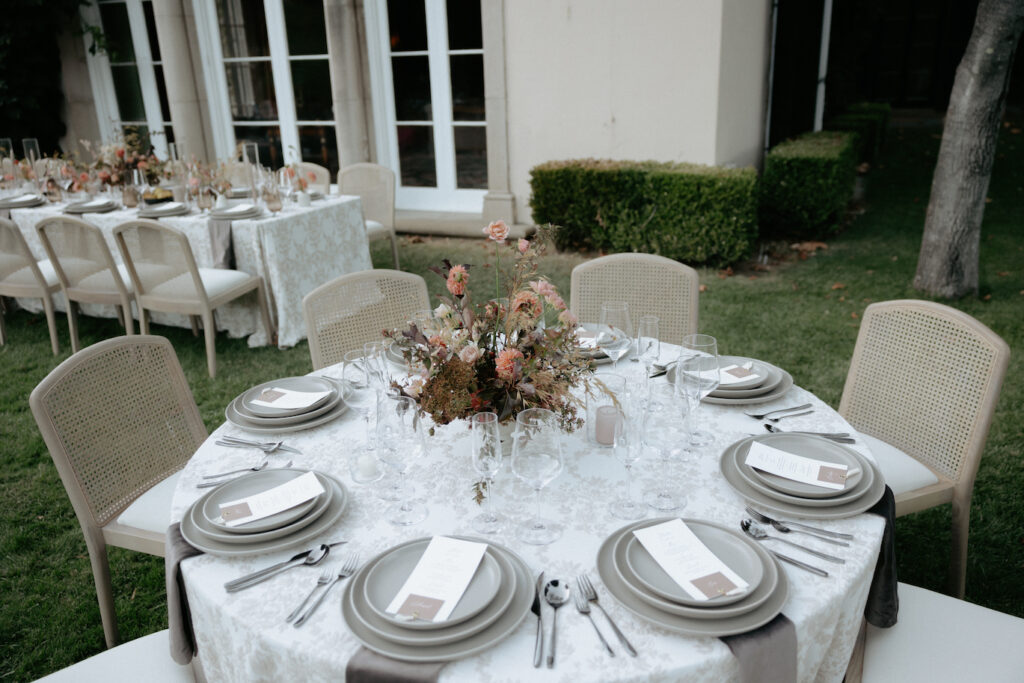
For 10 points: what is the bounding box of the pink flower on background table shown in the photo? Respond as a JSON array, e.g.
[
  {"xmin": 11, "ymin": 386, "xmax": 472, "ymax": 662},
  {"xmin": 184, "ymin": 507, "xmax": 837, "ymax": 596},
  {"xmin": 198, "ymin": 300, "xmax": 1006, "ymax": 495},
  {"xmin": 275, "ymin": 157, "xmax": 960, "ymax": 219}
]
[
  {"xmin": 495, "ymin": 348, "xmax": 524, "ymax": 381},
  {"xmin": 559, "ymin": 309, "xmax": 578, "ymax": 326},
  {"xmin": 447, "ymin": 264, "xmax": 469, "ymax": 295},
  {"xmin": 518, "ymin": 238, "xmax": 530, "ymax": 253},
  {"xmin": 483, "ymin": 219, "xmax": 510, "ymax": 242}
]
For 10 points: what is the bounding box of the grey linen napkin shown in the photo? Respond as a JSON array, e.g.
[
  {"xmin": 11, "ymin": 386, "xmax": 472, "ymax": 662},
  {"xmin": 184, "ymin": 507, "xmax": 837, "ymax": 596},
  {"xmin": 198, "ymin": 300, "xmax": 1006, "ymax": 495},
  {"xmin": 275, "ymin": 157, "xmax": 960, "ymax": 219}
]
[
  {"xmin": 721, "ymin": 613, "xmax": 797, "ymax": 683},
  {"xmin": 166, "ymin": 522, "xmax": 203, "ymax": 664},
  {"xmin": 207, "ymin": 218, "xmax": 235, "ymax": 269},
  {"xmin": 346, "ymin": 647, "xmax": 446, "ymax": 683},
  {"xmin": 864, "ymin": 485, "xmax": 899, "ymax": 627}
]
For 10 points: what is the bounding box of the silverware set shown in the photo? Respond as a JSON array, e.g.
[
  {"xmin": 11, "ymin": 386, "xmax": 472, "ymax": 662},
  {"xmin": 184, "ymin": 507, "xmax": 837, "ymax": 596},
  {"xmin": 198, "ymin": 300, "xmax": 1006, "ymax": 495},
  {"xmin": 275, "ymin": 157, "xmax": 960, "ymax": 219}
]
[
  {"xmin": 217, "ymin": 436, "xmax": 303, "ymax": 454},
  {"xmin": 196, "ymin": 460, "xmax": 292, "ymax": 487},
  {"xmin": 736, "ymin": 505, "xmax": 859, "ymax": 577},
  {"xmin": 223, "ymin": 541, "xmax": 347, "ymax": 592},
  {"xmin": 290, "ymin": 552, "xmax": 361, "ymax": 627}
]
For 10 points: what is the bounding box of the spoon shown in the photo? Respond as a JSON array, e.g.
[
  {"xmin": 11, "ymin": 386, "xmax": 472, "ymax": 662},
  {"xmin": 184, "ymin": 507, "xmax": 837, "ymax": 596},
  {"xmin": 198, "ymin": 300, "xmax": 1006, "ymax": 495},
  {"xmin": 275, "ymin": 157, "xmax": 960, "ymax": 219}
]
[
  {"xmin": 763, "ymin": 424, "xmax": 854, "ymax": 441},
  {"xmin": 225, "ymin": 543, "xmax": 332, "ymax": 592},
  {"xmin": 744, "ymin": 506, "xmax": 855, "ymax": 540},
  {"xmin": 767, "ymin": 519, "xmax": 849, "ymax": 546},
  {"xmin": 739, "ymin": 522, "xmax": 829, "ymax": 577},
  {"xmin": 202, "ymin": 459, "xmax": 269, "ymax": 479},
  {"xmin": 544, "ymin": 579, "xmax": 570, "ymax": 668},
  {"xmin": 740, "ymin": 519, "xmax": 845, "ymax": 563}
]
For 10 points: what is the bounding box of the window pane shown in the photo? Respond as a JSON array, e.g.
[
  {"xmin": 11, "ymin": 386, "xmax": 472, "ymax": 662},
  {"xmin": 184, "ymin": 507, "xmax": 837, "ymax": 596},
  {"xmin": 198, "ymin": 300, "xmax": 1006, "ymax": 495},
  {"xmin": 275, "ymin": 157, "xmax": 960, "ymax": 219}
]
[
  {"xmin": 99, "ymin": 2, "xmax": 135, "ymax": 63},
  {"xmin": 299, "ymin": 125, "xmax": 338, "ymax": 177},
  {"xmin": 284, "ymin": 0, "xmax": 327, "ymax": 55},
  {"xmin": 143, "ymin": 0, "xmax": 161, "ymax": 61},
  {"xmin": 225, "ymin": 61, "xmax": 278, "ymax": 120},
  {"xmin": 454, "ymin": 126, "xmax": 486, "ymax": 189},
  {"xmin": 234, "ymin": 126, "xmax": 284, "ymax": 168},
  {"xmin": 396, "ymin": 125, "xmax": 435, "ymax": 187},
  {"xmin": 387, "ymin": 0, "xmax": 427, "ymax": 52},
  {"xmin": 154, "ymin": 65, "xmax": 171, "ymax": 122},
  {"xmin": 446, "ymin": 0, "xmax": 482, "ymax": 50},
  {"xmin": 216, "ymin": 0, "xmax": 270, "ymax": 58},
  {"xmin": 291, "ymin": 60, "xmax": 333, "ymax": 120},
  {"xmin": 111, "ymin": 65, "xmax": 146, "ymax": 121},
  {"xmin": 449, "ymin": 54, "xmax": 484, "ymax": 121},
  {"xmin": 392, "ymin": 56, "xmax": 431, "ymax": 121}
]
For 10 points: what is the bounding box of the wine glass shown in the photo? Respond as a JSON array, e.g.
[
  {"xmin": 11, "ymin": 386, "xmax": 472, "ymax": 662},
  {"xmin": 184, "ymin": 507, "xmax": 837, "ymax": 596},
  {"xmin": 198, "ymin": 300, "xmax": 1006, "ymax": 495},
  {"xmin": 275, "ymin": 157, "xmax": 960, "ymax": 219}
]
[
  {"xmin": 21, "ymin": 138, "xmax": 40, "ymax": 165},
  {"xmin": 376, "ymin": 395, "xmax": 428, "ymax": 525},
  {"xmin": 678, "ymin": 334, "xmax": 720, "ymax": 448},
  {"xmin": 642, "ymin": 384, "xmax": 689, "ymax": 512},
  {"xmin": 343, "ymin": 349, "xmax": 384, "ymax": 484},
  {"xmin": 511, "ymin": 408, "xmax": 563, "ymax": 545},
  {"xmin": 470, "ymin": 411, "xmax": 504, "ymax": 534},
  {"xmin": 363, "ymin": 341, "xmax": 390, "ymax": 389},
  {"xmin": 609, "ymin": 410, "xmax": 646, "ymax": 520},
  {"xmin": 636, "ymin": 315, "xmax": 660, "ymax": 379},
  {"xmin": 596, "ymin": 301, "xmax": 633, "ymax": 370}
]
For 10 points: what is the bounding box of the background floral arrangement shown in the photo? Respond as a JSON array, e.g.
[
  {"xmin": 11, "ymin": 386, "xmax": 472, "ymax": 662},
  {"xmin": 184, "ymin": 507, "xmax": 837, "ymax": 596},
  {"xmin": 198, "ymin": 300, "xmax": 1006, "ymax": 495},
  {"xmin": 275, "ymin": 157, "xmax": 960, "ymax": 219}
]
[{"xmin": 388, "ymin": 221, "xmax": 593, "ymax": 431}]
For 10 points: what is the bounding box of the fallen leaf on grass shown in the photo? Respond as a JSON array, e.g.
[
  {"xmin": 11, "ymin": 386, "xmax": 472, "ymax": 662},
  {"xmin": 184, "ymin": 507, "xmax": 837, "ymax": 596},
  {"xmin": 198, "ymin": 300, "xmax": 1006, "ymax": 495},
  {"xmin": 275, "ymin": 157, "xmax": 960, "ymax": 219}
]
[
  {"xmin": 699, "ymin": 284, "xmax": 708, "ymax": 293},
  {"xmin": 792, "ymin": 283, "xmax": 799, "ymax": 291},
  {"xmin": 851, "ymin": 312, "xmax": 859, "ymax": 319},
  {"xmin": 839, "ymin": 296, "xmax": 846, "ymax": 302},
  {"xmin": 748, "ymin": 275, "xmax": 758, "ymax": 280},
  {"xmin": 831, "ymin": 283, "xmax": 846, "ymax": 290},
  {"xmin": 891, "ymin": 256, "xmax": 899, "ymax": 261},
  {"xmin": 1012, "ymin": 128, "xmax": 1022, "ymax": 134},
  {"xmin": 985, "ymin": 197, "xmax": 993, "ymax": 204},
  {"xmin": 983, "ymin": 294, "xmax": 992, "ymax": 301},
  {"xmin": 791, "ymin": 241, "xmax": 828, "ymax": 253},
  {"xmin": 997, "ymin": 271, "xmax": 1010, "ymax": 277},
  {"xmin": 717, "ymin": 267, "xmax": 734, "ymax": 279},
  {"xmin": 407, "ymin": 235, "xmax": 425, "ymax": 244}
]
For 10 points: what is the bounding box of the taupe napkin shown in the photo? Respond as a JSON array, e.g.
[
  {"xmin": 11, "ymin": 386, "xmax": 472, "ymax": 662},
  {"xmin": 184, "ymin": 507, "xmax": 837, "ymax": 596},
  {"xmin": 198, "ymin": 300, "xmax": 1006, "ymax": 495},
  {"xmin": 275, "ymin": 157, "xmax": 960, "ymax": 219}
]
[
  {"xmin": 207, "ymin": 218, "xmax": 235, "ymax": 269},
  {"xmin": 721, "ymin": 613, "xmax": 797, "ymax": 683},
  {"xmin": 165, "ymin": 522, "xmax": 203, "ymax": 664},
  {"xmin": 346, "ymin": 647, "xmax": 446, "ymax": 683}
]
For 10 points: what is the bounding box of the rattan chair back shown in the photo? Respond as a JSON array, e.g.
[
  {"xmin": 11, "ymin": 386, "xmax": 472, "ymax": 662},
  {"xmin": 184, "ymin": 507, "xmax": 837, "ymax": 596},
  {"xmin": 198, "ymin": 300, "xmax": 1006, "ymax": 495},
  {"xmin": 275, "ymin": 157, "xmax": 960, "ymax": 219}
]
[
  {"xmin": 0, "ymin": 216, "xmax": 61, "ymax": 353},
  {"xmin": 295, "ymin": 161, "xmax": 331, "ymax": 194},
  {"xmin": 338, "ymin": 163, "xmax": 395, "ymax": 228}
]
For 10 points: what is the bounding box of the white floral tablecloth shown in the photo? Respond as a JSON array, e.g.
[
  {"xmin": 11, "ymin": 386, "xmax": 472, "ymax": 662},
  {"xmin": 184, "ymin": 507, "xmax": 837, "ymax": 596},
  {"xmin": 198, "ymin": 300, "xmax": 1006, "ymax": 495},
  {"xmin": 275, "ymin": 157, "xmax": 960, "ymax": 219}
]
[
  {"xmin": 170, "ymin": 355, "xmax": 885, "ymax": 682},
  {"xmin": 10, "ymin": 196, "xmax": 372, "ymax": 347}
]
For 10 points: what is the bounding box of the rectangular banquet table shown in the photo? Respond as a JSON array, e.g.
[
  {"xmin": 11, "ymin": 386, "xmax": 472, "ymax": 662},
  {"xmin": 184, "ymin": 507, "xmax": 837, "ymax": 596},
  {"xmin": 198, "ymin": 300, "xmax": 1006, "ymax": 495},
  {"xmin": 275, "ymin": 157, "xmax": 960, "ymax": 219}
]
[
  {"xmin": 169, "ymin": 348, "xmax": 886, "ymax": 682},
  {"xmin": 9, "ymin": 196, "xmax": 372, "ymax": 347}
]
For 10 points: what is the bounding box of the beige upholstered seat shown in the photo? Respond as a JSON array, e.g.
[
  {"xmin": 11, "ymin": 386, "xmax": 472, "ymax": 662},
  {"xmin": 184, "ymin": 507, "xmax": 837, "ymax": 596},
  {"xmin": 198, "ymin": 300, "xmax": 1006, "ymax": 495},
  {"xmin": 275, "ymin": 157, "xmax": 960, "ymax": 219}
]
[
  {"xmin": 861, "ymin": 583, "xmax": 1024, "ymax": 682},
  {"xmin": 112, "ymin": 219, "xmax": 274, "ymax": 378},
  {"xmin": 30, "ymin": 336, "xmax": 207, "ymax": 648},
  {"xmin": 839, "ymin": 300, "xmax": 1010, "ymax": 597},
  {"xmin": 303, "ymin": 269, "xmax": 429, "ymax": 370},
  {"xmin": 0, "ymin": 216, "xmax": 62, "ymax": 354},
  {"xmin": 337, "ymin": 163, "xmax": 399, "ymax": 269},
  {"xmin": 569, "ymin": 252, "xmax": 699, "ymax": 345},
  {"xmin": 35, "ymin": 215, "xmax": 136, "ymax": 353},
  {"xmin": 37, "ymin": 629, "xmax": 195, "ymax": 682},
  {"xmin": 294, "ymin": 161, "xmax": 330, "ymax": 194}
]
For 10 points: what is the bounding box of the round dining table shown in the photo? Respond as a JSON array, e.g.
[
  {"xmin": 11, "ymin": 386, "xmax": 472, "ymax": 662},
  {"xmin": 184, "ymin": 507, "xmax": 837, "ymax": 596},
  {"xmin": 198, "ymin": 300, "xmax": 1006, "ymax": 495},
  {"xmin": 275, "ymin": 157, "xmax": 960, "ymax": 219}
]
[{"xmin": 170, "ymin": 349, "xmax": 886, "ymax": 682}]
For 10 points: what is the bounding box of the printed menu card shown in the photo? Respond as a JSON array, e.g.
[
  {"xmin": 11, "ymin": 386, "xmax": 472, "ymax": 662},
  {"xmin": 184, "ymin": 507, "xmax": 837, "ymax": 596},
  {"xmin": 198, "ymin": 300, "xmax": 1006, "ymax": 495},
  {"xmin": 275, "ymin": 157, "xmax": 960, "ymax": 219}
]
[
  {"xmin": 218, "ymin": 471, "xmax": 325, "ymax": 526},
  {"xmin": 745, "ymin": 441, "xmax": 849, "ymax": 490},
  {"xmin": 633, "ymin": 519, "xmax": 749, "ymax": 601},
  {"xmin": 386, "ymin": 537, "xmax": 488, "ymax": 622},
  {"xmin": 249, "ymin": 386, "xmax": 330, "ymax": 411}
]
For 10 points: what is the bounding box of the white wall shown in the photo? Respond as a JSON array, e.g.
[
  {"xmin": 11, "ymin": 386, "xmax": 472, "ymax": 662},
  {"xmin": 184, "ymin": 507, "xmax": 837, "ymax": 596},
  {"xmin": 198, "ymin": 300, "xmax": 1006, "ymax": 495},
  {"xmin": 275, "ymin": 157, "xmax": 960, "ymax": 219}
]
[{"xmin": 716, "ymin": 0, "xmax": 771, "ymax": 168}]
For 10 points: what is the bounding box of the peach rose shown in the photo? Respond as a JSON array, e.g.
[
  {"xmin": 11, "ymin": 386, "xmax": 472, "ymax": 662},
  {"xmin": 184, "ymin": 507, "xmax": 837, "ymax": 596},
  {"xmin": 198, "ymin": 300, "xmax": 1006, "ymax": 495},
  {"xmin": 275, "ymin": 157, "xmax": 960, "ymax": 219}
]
[
  {"xmin": 558, "ymin": 309, "xmax": 578, "ymax": 326},
  {"xmin": 458, "ymin": 344, "xmax": 482, "ymax": 364},
  {"xmin": 446, "ymin": 264, "xmax": 468, "ymax": 296},
  {"xmin": 512, "ymin": 290, "xmax": 542, "ymax": 318},
  {"xmin": 518, "ymin": 238, "xmax": 530, "ymax": 253},
  {"xmin": 495, "ymin": 348, "xmax": 524, "ymax": 381},
  {"xmin": 482, "ymin": 219, "xmax": 510, "ymax": 243}
]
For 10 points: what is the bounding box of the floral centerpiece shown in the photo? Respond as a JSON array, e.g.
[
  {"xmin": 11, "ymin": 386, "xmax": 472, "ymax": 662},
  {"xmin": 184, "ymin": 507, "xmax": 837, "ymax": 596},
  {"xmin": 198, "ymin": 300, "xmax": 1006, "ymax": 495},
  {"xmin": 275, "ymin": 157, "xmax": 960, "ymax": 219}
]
[
  {"xmin": 386, "ymin": 222, "xmax": 594, "ymax": 433},
  {"xmin": 81, "ymin": 132, "xmax": 163, "ymax": 187}
]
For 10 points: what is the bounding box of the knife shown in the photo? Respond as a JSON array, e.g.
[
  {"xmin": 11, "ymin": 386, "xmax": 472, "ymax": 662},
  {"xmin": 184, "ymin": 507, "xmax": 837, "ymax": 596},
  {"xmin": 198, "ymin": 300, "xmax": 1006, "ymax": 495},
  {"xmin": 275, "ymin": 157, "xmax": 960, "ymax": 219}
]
[
  {"xmin": 223, "ymin": 540, "xmax": 347, "ymax": 591},
  {"xmin": 532, "ymin": 571, "xmax": 545, "ymax": 668}
]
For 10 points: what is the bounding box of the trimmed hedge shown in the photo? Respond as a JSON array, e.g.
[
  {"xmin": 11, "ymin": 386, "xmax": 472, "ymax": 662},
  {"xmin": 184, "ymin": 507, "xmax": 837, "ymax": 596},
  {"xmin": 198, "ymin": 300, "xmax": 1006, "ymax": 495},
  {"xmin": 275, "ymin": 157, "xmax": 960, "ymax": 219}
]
[
  {"xmin": 529, "ymin": 160, "xmax": 758, "ymax": 266},
  {"xmin": 826, "ymin": 102, "xmax": 891, "ymax": 162},
  {"xmin": 759, "ymin": 131, "xmax": 858, "ymax": 239}
]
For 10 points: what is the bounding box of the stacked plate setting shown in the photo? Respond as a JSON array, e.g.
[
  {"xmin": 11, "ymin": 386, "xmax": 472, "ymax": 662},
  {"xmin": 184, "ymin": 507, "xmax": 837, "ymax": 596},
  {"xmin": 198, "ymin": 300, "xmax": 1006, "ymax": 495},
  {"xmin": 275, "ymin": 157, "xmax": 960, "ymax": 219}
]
[
  {"xmin": 180, "ymin": 467, "xmax": 348, "ymax": 556},
  {"xmin": 342, "ymin": 536, "xmax": 534, "ymax": 662},
  {"xmin": 225, "ymin": 376, "xmax": 348, "ymax": 434},
  {"xmin": 210, "ymin": 202, "xmax": 263, "ymax": 220},
  {"xmin": 64, "ymin": 197, "xmax": 118, "ymax": 214},
  {"xmin": 720, "ymin": 433, "xmax": 886, "ymax": 519},
  {"xmin": 670, "ymin": 355, "xmax": 793, "ymax": 405},
  {"xmin": 596, "ymin": 518, "xmax": 789, "ymax": 637},
  {"xmin": 0, "ymin": 193, "xmax": 45, "ymax": 209},
  {"xmin": 139, "ymin": 201, "xmax": 190, "ymax": 217}
]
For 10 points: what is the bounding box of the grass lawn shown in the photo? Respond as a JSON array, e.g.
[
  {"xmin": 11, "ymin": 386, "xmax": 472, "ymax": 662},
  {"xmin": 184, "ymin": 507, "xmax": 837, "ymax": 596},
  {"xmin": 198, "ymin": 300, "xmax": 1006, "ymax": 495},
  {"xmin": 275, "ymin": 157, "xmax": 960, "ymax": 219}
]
[{"xmin": 1, "ymin": 124, "xmax": 1022, "ymax": 679}]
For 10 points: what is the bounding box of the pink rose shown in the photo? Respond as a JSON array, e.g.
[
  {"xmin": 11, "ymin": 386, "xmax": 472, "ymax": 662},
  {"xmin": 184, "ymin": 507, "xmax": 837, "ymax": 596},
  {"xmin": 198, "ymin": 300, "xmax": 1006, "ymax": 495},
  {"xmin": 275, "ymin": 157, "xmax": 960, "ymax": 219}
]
[
  {"xmin": 458, "ymin": 344, "xmax": 482, "ymax": 364},
  {"xmin": 110, "ymin": 173, "xmax": 120, "ymax": 184},
  {"xmin": 98, "ymin": 170, "xmax": 110, "ymax": 182},
  {"xmin": 137, "ymin": 161, "xmax": 148, "ymax": 170},
  {"xmin": 512, "ymin": 290, "xmax": 542, "ymax": 318},
  {"xmin": 482, "ymin": 219, "xmax": 510, "ymax": 243},
  {"xmin": 558, "ymin": 309, "xmax": 578, "ymax": 326},
  {"xmin": 518, "ymin": 238, "xmax": 530, "ymax": 253},
  {"xmin": 495, "ymin": 348, "xmax": 524, "ymax": 381},
  {"xmin": 446, "ymin": 264, "xmax": 468, "ymax": 296},
  {"xmin": 116, "ymin": 148, "xmax": 125, "ymax": 159},
  {"xmin": 529, "ymin": 280, "xmax": 557, "ymax": 298}
]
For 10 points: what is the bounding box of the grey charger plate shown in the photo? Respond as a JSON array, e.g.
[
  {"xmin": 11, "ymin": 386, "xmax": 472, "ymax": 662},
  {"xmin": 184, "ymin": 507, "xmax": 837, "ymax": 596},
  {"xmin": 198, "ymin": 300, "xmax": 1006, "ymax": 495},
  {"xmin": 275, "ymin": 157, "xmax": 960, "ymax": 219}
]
[
  {"xmin": 721, "ymin": 436, "xmax": 885, "ymax": 520},
  {"xmin": 0, "ymin": 195, "xmax": 44, "ymax": 208},
  {"xmin": 711, "ymin": 356, "xmax": 774, "ymax": 391},
  {"xmin": 199, "ymin": 468, "xmax": 328, "ymax": 534},
  {"xmin": 668, "ymin": 364, "xmax": 794, "ymax": 405},
  {"xmin": 65, "ymin": 200, "xmax": 117, "ymax": 214},
  {"xmin": 225, "ymin": 384, "xmax": 348, "ymax": 434},
  {"xmin": 342, "ymin": 537, "xmax": 532, "ymax": 662},
  {"xmin": 597, "ymin": 519, "xmax": 788, "ymax": 637},
  {"xmin": 234, "ymin": 379, "xmax": 344, "ymax": 426},
  {"xmin": 709, "ymin": 357, "xmax": 784, "ymax": 398},
  {"xmin": 242, "ymin": 376, "xmax": 336, "ymax": 417},
  {"xmin": 737, "ymin": 433, "xmax": 868, "ymax": 500},
  {"xmin": 139, "ymin": 204, "xmax": 190, "ymax": 218},
  {"xmin": 363, "ymin": 539, "xmax": 504, "ymax": 631},
  {"xmin": 180, "ymin": 470, "xmax": 347, "ymax": 556}
]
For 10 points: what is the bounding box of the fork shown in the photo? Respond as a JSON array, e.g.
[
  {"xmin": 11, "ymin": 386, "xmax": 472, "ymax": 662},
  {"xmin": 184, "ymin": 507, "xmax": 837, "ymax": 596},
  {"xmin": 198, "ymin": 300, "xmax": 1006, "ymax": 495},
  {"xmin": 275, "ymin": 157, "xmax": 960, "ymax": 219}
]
[
  {"xmin": 574, "ymin": 590, "xmax": 614, "ymax": 656},
  {"xmin": 195, "ymin": 461, "xmax": 292, "ymax": 487},
  {"xmin": 202, "ymin": 460, "xmax": 269, "ymax": 479},
  {"xmin": 766, "ymin": 409, "xmax": 814, "ymax": 422},
  {"xmin": 743, "ymin": 403, "xmax": 812, "ymax": 420},
  {"xmin": 577, "ymin": 574, "xmax": 637, "ymax": 657},
  {"xmin": 286, "ymin": 566, "xmax": 335, "ymax": 622},
  {"xmin": 293, "ymin": 552, "xmax": 360, "ymax": 627},
  {"xmin": 220, "ymin": 436, "xmax": 303, "ymax": 455}
]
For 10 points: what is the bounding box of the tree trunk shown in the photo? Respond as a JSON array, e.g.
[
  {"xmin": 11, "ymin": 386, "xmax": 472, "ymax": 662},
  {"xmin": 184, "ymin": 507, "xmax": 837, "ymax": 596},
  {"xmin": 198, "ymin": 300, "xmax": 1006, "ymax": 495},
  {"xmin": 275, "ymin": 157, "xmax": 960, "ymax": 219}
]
[{"xmin": 913, "ymin": 0, "xmax": 1024, "ymax": 298}]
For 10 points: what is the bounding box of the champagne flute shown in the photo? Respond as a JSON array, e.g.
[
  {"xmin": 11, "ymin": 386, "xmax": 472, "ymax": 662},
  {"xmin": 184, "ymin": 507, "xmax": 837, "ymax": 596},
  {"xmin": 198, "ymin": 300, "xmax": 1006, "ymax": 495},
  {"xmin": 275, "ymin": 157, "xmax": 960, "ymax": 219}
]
[
  {"xmin": 470, "ymin": 411, "xmax": 504, "ymax": 534},
  {"xmin": 609, "ymin": 410, "xmax": 646, "ymax": 520},
  {"xmin": 21, "ymin": 138, "xmax": 40, "ymax": 165},
  {"xmin": 376, "ymin": 395, "xmax": 427, "ymax": 525},
  {"xmin": 636, "ymin": 315, "xmax": 660, "ymax": 379},
  {"xmin": 511, "ymin": 408, "xmax": 563, "ymax": 545},
  {"xmin": 343, "ymin": 349, "xmax": 384, "ymax": 484},
  {"xmin": 678, "ymin": 334, "xmax": 720, "ymax": 448},
  {"xmin": 642, "ymin": 384, "xmax": 689, "ymax": 511},
  {"xmin": 597, "ymin": 301, "xmax": 633, "ymax": 370}
]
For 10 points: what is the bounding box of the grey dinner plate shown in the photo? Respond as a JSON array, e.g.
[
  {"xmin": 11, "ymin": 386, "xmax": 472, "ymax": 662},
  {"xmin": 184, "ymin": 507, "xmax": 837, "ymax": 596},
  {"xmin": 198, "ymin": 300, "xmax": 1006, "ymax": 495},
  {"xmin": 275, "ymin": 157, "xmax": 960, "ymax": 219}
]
[
  {"xmin": 597, "ymin": 519, "xmax": 789, "ymax": 636},
  {"xmin": 139, "ymin": 204, "xmax": 190, "ymax": 218},
  {"xmin": 737, "ymin": 433, "xmax": 867, "ymax": 499},
  {"xmin": 709, "ymin": 357, "xmax": 784, "ymax": 398},
  {"xmin": 721, "ymin": 437, "xmax": 886, "ymax": 519},
  {"xmin": 242, "ymin": 376, "xmax": 336, "ymax": 417},
  {"xmin": 711, "ymin": 356, "xmax": 774, "ymax": 391},
  {"xmin": 668, "ymin": 364, "xmax": 794, "ymax": 405},
  {"xmin": 342, "ymin": 537, "xmax": 531, "ymax": 661},
  {"xmin": 363, "ymin": 539, "xmax": 504, "ymax": 630},
  {"xmin": 180, "ymin": 470, "xmax": 347, "ymax": 556},
  {"xmin": 210, "ymin": 206, "xmax": 261, "ymax": 219},
  {"xmin": 0, "ymin": 194, "xmax": 44, "ymax": 208},
  {"xmin": 233, "ymin": 379, "xmax": 344, "ymax": 426},
  {"xmin": 199, "ymin": 468, "xmax": 325, "ymax": 534},
  {"xmin": 65, "ymin": 200, "xmax": 117, "ymax": 214},
  {"xmin": 623, "ymin": 524, "xmax": 765, "ymax": 607},
  {"xmin": 225, "ymin": 394, "xmax": 348, "ymax": 434}
]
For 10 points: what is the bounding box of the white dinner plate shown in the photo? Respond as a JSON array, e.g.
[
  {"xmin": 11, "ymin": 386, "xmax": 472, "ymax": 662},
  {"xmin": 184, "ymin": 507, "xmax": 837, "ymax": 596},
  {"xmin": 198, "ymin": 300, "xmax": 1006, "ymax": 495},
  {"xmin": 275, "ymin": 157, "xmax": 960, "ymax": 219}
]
[
  {"xmin": 241, "ymin": 376, "xmax": 336, "ymax": 418},
  {"xmin": 738, "ymin": 433, "xmax": 866, "ymax": 499},
  {"xmin": 708, "ymin": 357, "xmax": 784, "ymax": 398},
  {"xmin": 232, "ymin": 379, "xmax": 344, "ymax": 426},
  {"xmin": 199, "ymin": 468, "xmax": 324, "ymax": 534}
]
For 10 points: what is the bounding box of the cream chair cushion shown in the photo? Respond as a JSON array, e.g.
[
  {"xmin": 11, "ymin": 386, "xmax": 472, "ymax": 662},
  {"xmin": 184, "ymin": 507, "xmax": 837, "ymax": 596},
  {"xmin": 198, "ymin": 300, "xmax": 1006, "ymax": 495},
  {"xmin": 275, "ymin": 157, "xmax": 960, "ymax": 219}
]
[
  {"xmin": 5, "ymin": 259, "xmax": 58, "ymax": 287},
  {"xmin": 76, "ymin": 263, "xmax": 134, "ymax": 293},
  {"xmin": 114, "ymin": 471, "xmax": 181, "ymax": 533},
  {"xmin": 149, "ymin": 268, "xmax": 252, "ymax": 301},
  {"xmin": 858, "ymin": 432, "xmax": 939, "ymax": 495},
  {"xmin": 36, "ymin": 629, "xmax": 194, "ymax": 682},
  {"xmin": 864, "ymin": 583, "xmax": 1024, "ymax": 683}
]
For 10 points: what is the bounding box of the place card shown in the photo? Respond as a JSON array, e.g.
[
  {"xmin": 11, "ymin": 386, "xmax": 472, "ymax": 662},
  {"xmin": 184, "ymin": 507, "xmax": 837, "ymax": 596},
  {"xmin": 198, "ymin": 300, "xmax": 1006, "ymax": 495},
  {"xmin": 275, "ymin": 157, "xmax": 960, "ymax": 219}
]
[
  {"xmin": 719, "ymin": 362, "xmax": 760, "ymax": 386},
  {"xmin": 633, "ymin": 519, "xmax": 748, "ymax": 601},
  {"xmin": 248, "ymin": 386, "xmax": 331, "ymax": 410},
  {"xmin": 385, "ymin": 536, "xmax": 488, "ymax": 622},
  {"xmin": 218, "ymin": 471, "xmax": 325, "ymax": 527},
  {"xmin": 745, "ymin": 441, "xmax": 849, "ymax": 490}
]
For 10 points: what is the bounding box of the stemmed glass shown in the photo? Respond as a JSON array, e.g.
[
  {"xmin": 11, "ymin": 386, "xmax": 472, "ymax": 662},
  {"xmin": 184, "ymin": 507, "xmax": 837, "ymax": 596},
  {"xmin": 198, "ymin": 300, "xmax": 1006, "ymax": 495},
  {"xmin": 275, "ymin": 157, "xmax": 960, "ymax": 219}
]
[
  {"xmin": 596, "ymin": 301, "xmax": 633, "ymax": 370},
  {"xmin": 21, "ymin": 138, "xmax": 40, "ymax": 165},
  {"xmin": 642, "ymin": 384, "xmax": 689, "ymax": 511},
  {"xmin": 343, "ymin": 349, "xmax": 384, "ymax": 484},
  {"xmin": 511, "ymin": 408, "xmax": 563, "ymax": 545},
  {"xmin": 376, "ymin": 395, "xmax": 428, "ymax": 525},
  {"xmin": 636, "ymin": 315, "xmax": 660, "ymax": 379},
  {"xmin": 678, "ymin": 334, "xmax": 720, "ymax": 448},
  {"xmin": 470, "ymin": 411, "xmax": 504, "ymax": 534},
  {"xmin": 609, "ymin": 409, "xmax": 646, "ymax": 520}
]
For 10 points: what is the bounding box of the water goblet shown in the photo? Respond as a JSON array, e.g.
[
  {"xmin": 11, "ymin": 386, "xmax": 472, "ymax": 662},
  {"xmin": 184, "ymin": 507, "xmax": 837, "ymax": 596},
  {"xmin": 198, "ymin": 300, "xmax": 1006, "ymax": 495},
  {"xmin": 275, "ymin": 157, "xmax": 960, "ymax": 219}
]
[
  {"xmin": 376, "ymin": 395, "xmax": 428, "ymax": 525},
  {"xmin": 470, "ymin": 411, "xmax": 504, "ymax": 534},
  {"xmin": 511, "ymin": 408, "xmax": 563, "ymax": 545},
  {"xmin": 597, "ymin": 301, "xmax": 633, "ymax": 370},
  {"xmin": 678, "ymin": 334, "xmax": 719, "ymax": 447},
  {"xmin": 609, "ymin": 412, "xmax": 646, "ymax": 520},
  {"xmin": 641, "ymin": 384, "xmax": 689, "ymax": 512},
  {"xmin": 636, "ymin": 315, "xmax": 660, "ymax": 378},
  {"xmin": 343, "ymin": 349, "xmax": 384, "ymax": 484}
]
